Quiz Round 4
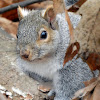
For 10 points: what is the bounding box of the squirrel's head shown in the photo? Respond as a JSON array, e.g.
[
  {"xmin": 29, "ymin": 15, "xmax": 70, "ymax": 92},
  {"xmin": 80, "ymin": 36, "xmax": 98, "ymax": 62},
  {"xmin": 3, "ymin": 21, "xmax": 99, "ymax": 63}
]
[{"xmin": 17, "ymin": 6, "xmax": 60, "ymax": 61}]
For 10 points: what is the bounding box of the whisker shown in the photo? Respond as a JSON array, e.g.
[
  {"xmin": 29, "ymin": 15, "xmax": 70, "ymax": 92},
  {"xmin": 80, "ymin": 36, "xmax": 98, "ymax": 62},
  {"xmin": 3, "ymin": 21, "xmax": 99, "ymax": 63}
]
[
  {"xmin": 0, "ymin": 50, "xmax": 20, "ymax": 58},
  {"xmin": 0, "ymin": 50, "xmax": 20, "ymax": 54},
  {"xmin": 6, "ymin": 53, "xmax": 19, "ymax": 57},
  {"xmin": 0, "ymin": 50, "xmax": 17, "ymax": 53}
]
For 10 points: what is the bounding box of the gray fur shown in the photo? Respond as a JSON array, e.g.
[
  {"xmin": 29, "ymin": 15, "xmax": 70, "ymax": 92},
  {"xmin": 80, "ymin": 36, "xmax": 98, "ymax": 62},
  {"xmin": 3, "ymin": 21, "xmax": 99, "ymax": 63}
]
[
  {"xmin": 53, "ymin": 57, "xmax": 93, "ymax": 100},
  {"xmin": 17, "ymin": 10, "xmax": 49, "ymax": 44},
  {"xmin": 16, "ymin": 9, "xmax": 94, "ymax": 100}
]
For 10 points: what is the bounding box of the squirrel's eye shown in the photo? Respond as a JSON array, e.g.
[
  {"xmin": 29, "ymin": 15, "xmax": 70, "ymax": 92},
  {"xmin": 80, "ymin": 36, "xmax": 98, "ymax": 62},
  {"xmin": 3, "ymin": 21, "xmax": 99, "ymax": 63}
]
[{"xmin": 40, "ymin": 31, "xmax": 47, "ymax": 39}]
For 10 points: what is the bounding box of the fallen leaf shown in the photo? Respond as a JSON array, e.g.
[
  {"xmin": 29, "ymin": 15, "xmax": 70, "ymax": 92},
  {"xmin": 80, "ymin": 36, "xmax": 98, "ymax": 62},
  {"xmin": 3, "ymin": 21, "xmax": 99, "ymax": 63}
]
[
  {"xmin": 86, "ymin": 53, "xmax": 100, "ymax": 71},
  {"xmin": 84, "ymin": 77, "xmax": 97, "ymax": 87},
  {"xmin": 0, "ymin": 0, "xmax": 18, "ymax": 21},
  {"xmin": 63, "ymin": 42, "xmax": 80, "ymax": 66},
  {"xmin": 2, "ymin": 9, "xmax": 18, "ymax": 21},
  {"xmin": 0, "ymin": 17, "xmax": 18, "ymax": 38},
  {"xmin": 73, "ymin": 80, "xmax": 98, "ymax": 99},
  {"xmin": 83, "ymin": 93, "xmax": 93, "ymax": 100},
  {"xmin": 68, "ymin": 0, "xmax": 87, "ymax": 12},
  {"xmin": 73, "ymin": 75, "xmax": 100, "ymax": 100}
]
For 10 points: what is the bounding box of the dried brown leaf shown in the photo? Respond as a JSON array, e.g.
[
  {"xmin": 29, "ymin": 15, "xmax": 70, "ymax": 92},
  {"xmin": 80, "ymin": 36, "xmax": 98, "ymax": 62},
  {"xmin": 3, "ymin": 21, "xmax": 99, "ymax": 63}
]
[
  {"xmin": 84, "ymin": 77, "xmax": 97, "ymax": 87},
  {"xmin": 86, "ymin": 53, "xmax": 100, "ymax": 71},
  {"xmin": 63, "ymin": 42, "xmax": 80, "ymax": 66},
  {"xmin": 0, "ymin": 17, "xmax": 18, "ymax": 38},
  {"xmin": 68, "ymin": 0, "xmax": 87, "ymax": 12},
  {"xmin": 83, "ymin": 93, "xmax": 93, "ymax": 100},
  {"xmin": 74, "ymin": 1, "xmax": 100, "ymax": 60},
  {"xmin": 73, "ymin": 75, "xmax": 100, "ymax": 100},
  {"xmin": 73, "ymin": 80, "xmax": 98, "ymax": 99}
]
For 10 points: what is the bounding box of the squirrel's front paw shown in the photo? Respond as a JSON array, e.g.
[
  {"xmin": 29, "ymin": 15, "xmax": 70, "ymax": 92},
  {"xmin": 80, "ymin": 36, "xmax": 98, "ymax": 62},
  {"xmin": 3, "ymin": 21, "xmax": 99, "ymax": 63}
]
[
  {"xmin": 47, "ymin": 89, "xmax": 55, "ymax": 97},
  {"xmin": 46, "ymin": 89, "xmax": 55, "ymax": 100}
]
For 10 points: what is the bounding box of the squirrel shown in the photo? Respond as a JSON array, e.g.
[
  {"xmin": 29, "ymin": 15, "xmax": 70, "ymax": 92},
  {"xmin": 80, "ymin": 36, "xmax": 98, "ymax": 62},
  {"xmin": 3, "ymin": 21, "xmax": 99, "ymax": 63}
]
[{"xmin": 16, "ymin": 6, "xmax": 95, "ymax": 100}]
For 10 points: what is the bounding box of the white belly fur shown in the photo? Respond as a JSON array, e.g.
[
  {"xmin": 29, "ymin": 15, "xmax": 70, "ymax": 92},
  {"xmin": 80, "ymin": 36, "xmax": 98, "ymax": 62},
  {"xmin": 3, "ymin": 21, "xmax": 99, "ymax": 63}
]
[{"xmin": 16, "ymin": 56, "xmax": 61, "ymax": 80}]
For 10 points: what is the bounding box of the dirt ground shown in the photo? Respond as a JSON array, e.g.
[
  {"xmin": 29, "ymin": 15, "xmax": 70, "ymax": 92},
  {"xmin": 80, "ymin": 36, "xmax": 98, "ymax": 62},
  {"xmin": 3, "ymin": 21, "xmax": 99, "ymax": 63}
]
[{"xmin": 0, "ymin": 28, "xmax": 48, "ymax": 100}]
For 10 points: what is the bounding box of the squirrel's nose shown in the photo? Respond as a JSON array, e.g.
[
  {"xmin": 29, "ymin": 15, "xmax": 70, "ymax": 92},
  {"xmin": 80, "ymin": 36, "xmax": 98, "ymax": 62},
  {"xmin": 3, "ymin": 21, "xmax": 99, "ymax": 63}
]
[
  {"xmin": 20, "ymin": 49, "xmax": 30, "ymax": 60},
  {"xmin": 22, "ymin": 54, "xmax": 29, "ymax": 59}
]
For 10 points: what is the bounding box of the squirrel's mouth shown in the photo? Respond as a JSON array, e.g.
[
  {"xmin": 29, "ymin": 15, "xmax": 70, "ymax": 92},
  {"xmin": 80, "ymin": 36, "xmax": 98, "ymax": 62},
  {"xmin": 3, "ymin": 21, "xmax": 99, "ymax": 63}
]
[{"xmin": 19, "ymin": 48, "xmax": 50, "ymax": 62}]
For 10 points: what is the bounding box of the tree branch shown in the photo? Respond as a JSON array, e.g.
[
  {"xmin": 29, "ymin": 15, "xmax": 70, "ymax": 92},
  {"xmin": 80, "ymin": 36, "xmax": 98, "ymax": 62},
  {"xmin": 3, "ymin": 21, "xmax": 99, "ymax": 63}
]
[{"xmin": 0, "ymin": 0, "xmax": 47, "ymax": 14}]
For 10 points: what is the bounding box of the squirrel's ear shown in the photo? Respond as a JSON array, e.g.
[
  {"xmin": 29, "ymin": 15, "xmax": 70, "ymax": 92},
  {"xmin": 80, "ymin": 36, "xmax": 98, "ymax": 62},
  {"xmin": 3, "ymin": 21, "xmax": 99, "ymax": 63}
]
[
  {"xmin": 42, "ymin": 6, "xmax": 58, "ymax": 30},
  {"xmin": 17, "ymin": 6, "xmax": 30, "ymax": 20}
]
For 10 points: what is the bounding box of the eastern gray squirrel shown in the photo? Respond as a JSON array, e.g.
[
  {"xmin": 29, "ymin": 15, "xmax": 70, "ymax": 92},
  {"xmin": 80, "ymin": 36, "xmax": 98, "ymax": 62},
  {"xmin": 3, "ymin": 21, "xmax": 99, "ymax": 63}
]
[{"xmin": 16, "ymin": 6, "xmax": 94, "ymax": 100}]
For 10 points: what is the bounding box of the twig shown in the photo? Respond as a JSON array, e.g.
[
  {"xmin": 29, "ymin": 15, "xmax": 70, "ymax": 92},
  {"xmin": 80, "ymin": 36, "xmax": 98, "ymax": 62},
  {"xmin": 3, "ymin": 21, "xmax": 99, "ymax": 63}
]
[{"xmin": 0, "ymin": 0, "xmax": 47, "ymax": 14}]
